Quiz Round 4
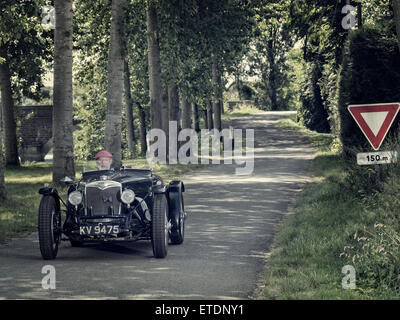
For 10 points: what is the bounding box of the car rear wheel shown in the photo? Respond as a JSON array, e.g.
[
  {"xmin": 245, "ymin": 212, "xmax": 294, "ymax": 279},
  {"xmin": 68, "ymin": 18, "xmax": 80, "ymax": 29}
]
[
  {"xmin": 170, "ymin": 212, "xmax": 185, "ymax": 245},
  {"xmin": 38, "ymin": 196, "xmax": 61, "ymax": 260},
  {"xmin": 169, "ymin": 181, "xmax": 185, "ymax": 245},
  {"xmin": 152, "ymin": 194, "xmax": 169, "ymax": 258}
]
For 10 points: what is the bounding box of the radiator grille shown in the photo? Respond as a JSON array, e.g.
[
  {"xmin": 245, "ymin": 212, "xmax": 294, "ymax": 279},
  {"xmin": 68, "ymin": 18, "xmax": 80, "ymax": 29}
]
[{"xmin": 85, "ymin": 181, "xmax": 121, "ymax": 216}]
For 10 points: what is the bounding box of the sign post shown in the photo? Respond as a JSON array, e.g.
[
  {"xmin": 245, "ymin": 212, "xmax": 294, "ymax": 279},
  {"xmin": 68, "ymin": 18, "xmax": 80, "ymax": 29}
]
[{"xmin": 348, "ymin": 103, "xmax": 400, "ymax": 185}]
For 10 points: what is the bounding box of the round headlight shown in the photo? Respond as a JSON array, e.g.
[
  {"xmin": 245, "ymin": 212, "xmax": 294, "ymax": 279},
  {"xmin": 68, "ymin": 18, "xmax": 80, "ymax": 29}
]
[
  {"xmin": 121, "ymin": 189, "xmax": 135, "ymax": 204},
  {"xmin": 68, "ymin": 191, "xmax": 83, "ymax": 206}
]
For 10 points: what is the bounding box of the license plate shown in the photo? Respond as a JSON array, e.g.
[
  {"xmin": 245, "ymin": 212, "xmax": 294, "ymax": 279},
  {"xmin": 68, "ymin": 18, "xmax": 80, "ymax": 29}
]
[{"xmin": 79, "ymin": 223, "xmax": 120, "ymax": 236}]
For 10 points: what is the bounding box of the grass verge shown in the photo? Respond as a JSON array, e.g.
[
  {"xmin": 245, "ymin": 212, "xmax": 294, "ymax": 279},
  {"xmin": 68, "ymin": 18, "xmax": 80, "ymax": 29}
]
[
  {"xmin": 262, "ymin": 116, "xmax": 400, "ymax": 299},
  {"xmin": 222, "ymin": 104, "xmax": 262, "ymax": 121}
]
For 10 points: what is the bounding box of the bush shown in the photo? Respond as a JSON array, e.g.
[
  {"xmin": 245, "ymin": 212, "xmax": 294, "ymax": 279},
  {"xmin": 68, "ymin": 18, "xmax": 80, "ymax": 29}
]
[
  {"xmin": 341, "ymin": 223, "xmax": 400, "ymax": 293},
  {"xmin": 298, "ymin": 60, "xmax": 331, "ymax": 133},
  {"xmin": 338, "ymin": 25, "xmax": 400, "ymax": 154}
]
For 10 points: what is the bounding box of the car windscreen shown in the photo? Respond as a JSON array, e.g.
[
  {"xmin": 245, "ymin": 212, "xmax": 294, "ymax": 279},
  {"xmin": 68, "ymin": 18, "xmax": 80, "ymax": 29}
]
[{"xmin": 81, "ymin": 169, "xmax": 152, "ymax": 182}]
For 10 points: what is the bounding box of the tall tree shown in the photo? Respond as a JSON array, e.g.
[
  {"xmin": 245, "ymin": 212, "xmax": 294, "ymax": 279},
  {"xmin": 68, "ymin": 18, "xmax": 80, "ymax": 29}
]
[
  {"xmin": 0, "ymin": 45, "xmax": 18, "ymax": 165},
  {"xmin": 147, "ymin": 0, "xmax": 163, "ymax": 130},
  {"xmin": 193, "ymin": 103, "xmax": 200, "ymax": 132},
  {"xmin": 168, "ymin": 84, "xmax": 180, "ymax": 128},
  {"xmin": 393, "ymin": 0, "xmax": 400, "ymax": 51},
  {"xmin": 195, "ymin": 0, "xmax": 256, "ymax": 130},
  {"xmin": 0, "ymin": 0, "xmax": 52, "ymax": 166},
  {"xmin": 104, "ymin": 0, "xmax": 127, "ymax": 169},
  {"xmin": 124, "ymin": 60, "xmax": 135, "ymax": 158},
  {"xmin": 137, "ymin": 102, "xmax": 148, "ymax": 155},
  {"xmin": 207, "ymin": 100, "xmax": 214, "ymax": 130},
  {"xmin": 0, "ymin": 106, "xmax": 5, "ymax": 200},
  {"xmin": 211, "ymin": 54, "xmax": 222, "ymax": 131},
  {"xmin": 52, "ymin": 0, "xmax": 75, "ymax": 183},
  {"xmin": 181, "ymin": 96, "xmax": 192, "ymax": 129},
  {"xmin": 125, "ymin": 0, "xmax": 149, "ymax": 156}
]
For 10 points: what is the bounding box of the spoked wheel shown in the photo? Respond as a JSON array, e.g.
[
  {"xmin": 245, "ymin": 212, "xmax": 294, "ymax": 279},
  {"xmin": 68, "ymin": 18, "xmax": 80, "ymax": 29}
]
[
  {"xmin": 38, "ymin": 196, "xmax": 62, "ymax": 260},
  {"xmin": 152, "ymin": 194, "xmax": 169, "ymax": 258}
]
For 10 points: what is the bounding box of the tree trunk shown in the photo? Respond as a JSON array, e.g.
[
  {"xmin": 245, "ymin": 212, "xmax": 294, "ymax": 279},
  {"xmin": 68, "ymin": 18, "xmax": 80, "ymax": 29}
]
[
  {"xmin": 147, "ymin": 1, "xmax": 162, "ymax": 130},
  {"xmin": 0, "ymin": 106, "xmax": 6, "ymax": 200},
  {"xmin": 136, "ymin": 102, "xmax": 147, "ymax": 156},
  {"xmin": 52, "ymin": 0, "xmax": 75, "ymax": 184},
  {"xmin": 267, "ymin": 29, "xmax": 278, "ymax": 111},
  {"xmin": 393, "ymin": 0, "xmax": 400, "ymax": 52},
  {"xmin": 207, "ymin": 100, "xmax": 214, "ymax": 130},
  {"xmin": 235, "ymin": 69, "xmax": 242, "ymax": 101},
  {"xmin": 161, "ymin": 88, "xmax": 169, "ymax": 132},
  {"xmin": 181, "ymin": 97, "xmax": 192, "ymax": 129},
  {"xmin": 202, "ymin": 106, "xmax": 208, "ymax": 129},
  {"xmin": 193, "ymin": 103, "xmax": 200, "ymax": 132},
  {"xmin": 124, "ymin": 60, "xmax": 135, "ymax": 158},
  {"xmin": 218, "ymin": 68, "xmax": 224, "ymax": 115},
  {"xmin": 0, "ymin": 45, "xmax": 19, "ymax": 166},
  {"xmin": 168, "ymin": 83, "xmax": 179, "ymax": 159},
  {"xmin": 212, "ymin": 55, "xmax": 222, "ymax": 131},
  {"xmin": 105, "ymin": 0, "xmax": 126, "ymax": 169},
  {"xmin": 168, "ymin": 83, "xmax": 179, "ymax": 127},
  {"xmin": 161, "ymin": 88, "xmax": 169, "ymax": 158}
]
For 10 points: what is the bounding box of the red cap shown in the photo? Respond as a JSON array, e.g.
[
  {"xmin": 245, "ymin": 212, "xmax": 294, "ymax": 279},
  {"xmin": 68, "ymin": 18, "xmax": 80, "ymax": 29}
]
[{"xmin": 95, "ymin": 150, "xmax": 113, "ymax": 160}]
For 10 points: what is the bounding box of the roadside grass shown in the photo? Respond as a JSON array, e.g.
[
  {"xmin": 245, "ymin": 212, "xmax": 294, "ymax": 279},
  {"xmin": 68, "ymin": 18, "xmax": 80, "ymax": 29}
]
[
  {"xmin": 0, "ymin": 158, "xmax": 201, "ymax": 243},
  {"xmin": 221, "ymin": 104, "xmax": 262, "ymax": 121},
  {"xmin": 263, "ymin": 116, "xmax": 400, "ymax": 299}
]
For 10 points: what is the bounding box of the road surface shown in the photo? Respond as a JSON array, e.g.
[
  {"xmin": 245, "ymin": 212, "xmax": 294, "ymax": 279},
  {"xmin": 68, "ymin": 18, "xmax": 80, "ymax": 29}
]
[{"xmin": 0, "ymin": 111, "xmax": 315, "ymax": 299}]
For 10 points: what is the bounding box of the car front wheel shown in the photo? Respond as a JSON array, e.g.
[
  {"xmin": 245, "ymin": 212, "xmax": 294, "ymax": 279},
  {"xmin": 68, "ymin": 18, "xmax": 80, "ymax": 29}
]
[
  {"xmin": 38, "ymin": 196, "xmax": 61, "ymax": 260},
  {"xmin": 152, "ymin": 194, "xmax": 169, "ymax": 258}
]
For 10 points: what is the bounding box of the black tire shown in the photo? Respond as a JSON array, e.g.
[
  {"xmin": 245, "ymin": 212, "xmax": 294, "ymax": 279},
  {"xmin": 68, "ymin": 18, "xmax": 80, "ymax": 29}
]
[
  {"xmin": 151, "ymin": 194, "xmax": 169, "ymax": 258},
  {"xmin": 169, "ymin": 181, "xmax": 185, "ymax": 245},
  {"xmin": 38, "ymin": 196, "xmax": 61, "ymax": 260},
  {"xmin": 170, "ymin": 211, "xmax": 185, "ymax": 245}
]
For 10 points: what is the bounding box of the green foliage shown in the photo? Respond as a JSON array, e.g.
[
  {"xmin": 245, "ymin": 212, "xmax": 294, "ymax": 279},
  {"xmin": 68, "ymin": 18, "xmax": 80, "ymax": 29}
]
[
  {"xmin": 287, "ymin": 0, "xmax": 349, "ymax": 133},
  {"xmin": 73, "ymin": 80, "xmax": 107, "ymax": 160},
  {"xmin": 239, "ymin": 84, "xmax": 254, "ymax": 100},
  {"xmin": 339, "ymin": 25, "xmax": 400, "ymax": 155},
  {"xmin": 319, "ymin": 58, "xmax": 341, "ymax": 135},
  {"xmin": 298, "ymin": 60, "xmax": 330, "ymax": 133},
  {"xmin": 156, "ymin": 0, "xmax": 258, "ymax": 107},
  {"xmin": 72, "ymin": 0, "xmax": 149, "ymax": 160},
  {"xmin": 246, "ymin": 0, "xmax": 294, "ymax": 111},
  {"xmin": 71, "ymin": 0, "xmax": 261, "ymax": 159},
  {"xmin": 0, "ymin": 0, "xmax": 53, "ymax": 102},
  {"xmin": 341, "ymin": 224, "xmax": 400, "ymax": 292}
]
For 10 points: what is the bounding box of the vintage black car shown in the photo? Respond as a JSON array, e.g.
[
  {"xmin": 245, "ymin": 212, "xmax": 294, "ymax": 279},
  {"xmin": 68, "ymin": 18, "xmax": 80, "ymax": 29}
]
[{"xmin": 37, "ymin": 168, "xmax": 186, "ymax": 260}]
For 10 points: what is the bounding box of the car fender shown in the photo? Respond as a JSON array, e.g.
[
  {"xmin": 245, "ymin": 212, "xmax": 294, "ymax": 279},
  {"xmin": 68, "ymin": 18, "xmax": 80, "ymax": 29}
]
[
  {"xmin": 153, "ymin": 185, "xmax": 167, "ymax": 194},
  {"xmin": 38, "ymin": 187, "xmax": 62, "ymax": 210}
]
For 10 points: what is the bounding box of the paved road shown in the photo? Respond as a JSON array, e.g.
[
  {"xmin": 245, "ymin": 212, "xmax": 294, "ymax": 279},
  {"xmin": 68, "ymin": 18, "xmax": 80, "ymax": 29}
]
[{"xmin": 0, "ymin": 111, "xmax": 314, "ymax": 300}]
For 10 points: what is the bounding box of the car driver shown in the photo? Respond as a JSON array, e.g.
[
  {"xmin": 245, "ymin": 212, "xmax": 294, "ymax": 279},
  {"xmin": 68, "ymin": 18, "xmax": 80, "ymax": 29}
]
[{"xmin": 95, "ymin": 150, "xmax": 113, "ymax": 170}]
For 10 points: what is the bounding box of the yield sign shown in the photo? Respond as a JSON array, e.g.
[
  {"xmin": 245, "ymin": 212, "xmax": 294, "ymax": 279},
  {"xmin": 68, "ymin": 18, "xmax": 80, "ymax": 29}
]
[{"xmin": 348, "ymin": 103, "xmax": 400, "ymax": 150}]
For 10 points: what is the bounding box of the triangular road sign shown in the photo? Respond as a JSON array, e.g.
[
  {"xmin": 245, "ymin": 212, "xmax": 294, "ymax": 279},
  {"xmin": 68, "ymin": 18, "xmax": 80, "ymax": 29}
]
[{"xmin": 348, "ymin": 103, "xmax": 400, "ymax": 150}]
